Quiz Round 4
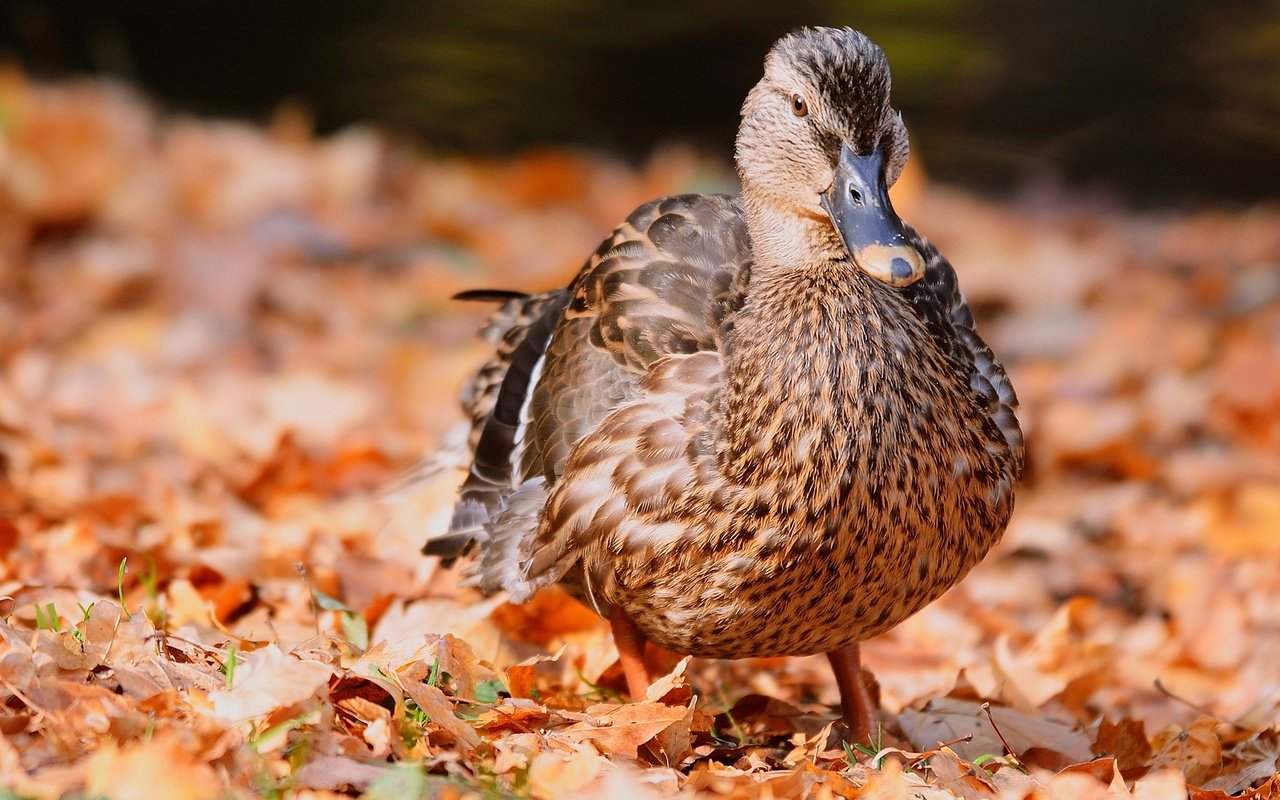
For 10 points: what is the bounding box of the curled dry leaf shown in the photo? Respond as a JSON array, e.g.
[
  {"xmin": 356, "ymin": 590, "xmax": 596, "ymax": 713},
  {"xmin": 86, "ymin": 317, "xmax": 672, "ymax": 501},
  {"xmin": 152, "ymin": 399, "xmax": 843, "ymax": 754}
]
[
  {"xmin": 1150, "ymin": 718, "xmax": 1225, "ymax": 788},
  {"xmin": 1201, "ymin": 729, "xmax": 1280, "ymax": 794},
  {"xmin": 558, "ymin": 700, "xmax": 692, "ymax": 759},
  {"xmin": 399, "ymin": 679, "xmax": 480, "ymax": 751},
  {"xmin": 993, "ymin": 597, "xmax": 1113, "ymax": 710},
  {"xmin": 294, "ymin": 754, "xmax": 390, "ymax": 792},
  {"xmin": 207, "ymin": 643, "xmax": 334, "ymax": 722},
  {"xmin": 1093, "ymin": 717, "xmax": 1156, "ymax": 777},
  {"xmin": 927, "ymin": 747, "xmax": 998, "ymax": 800},
  {"xmin": 505, "ymin": 645, "xmax": 568, "ymax": 699}
]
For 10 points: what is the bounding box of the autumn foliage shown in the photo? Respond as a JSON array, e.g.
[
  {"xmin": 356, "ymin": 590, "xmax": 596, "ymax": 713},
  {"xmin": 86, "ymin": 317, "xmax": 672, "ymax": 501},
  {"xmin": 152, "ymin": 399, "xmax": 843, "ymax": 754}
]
[{"xmin": 1, "ymin": 70, "xmax": 1279, "ymax": 798}]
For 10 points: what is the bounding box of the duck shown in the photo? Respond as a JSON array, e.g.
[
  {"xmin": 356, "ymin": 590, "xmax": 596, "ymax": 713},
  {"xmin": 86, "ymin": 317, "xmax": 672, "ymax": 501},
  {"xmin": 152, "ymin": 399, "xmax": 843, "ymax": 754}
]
[{"xmin": 424, "ymin": 26, "xmax": 1024, "ymax": 744}]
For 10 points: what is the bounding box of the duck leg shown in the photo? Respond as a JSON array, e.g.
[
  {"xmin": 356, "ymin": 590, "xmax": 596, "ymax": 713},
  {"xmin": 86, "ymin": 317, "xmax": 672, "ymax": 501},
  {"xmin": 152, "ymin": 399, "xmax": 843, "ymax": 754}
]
[
  {"xmin": 644, "ymin": 641, "xmax": 682, "ymax": 679},
  {"xmin": 827, "ymin": 644, "xmax": 878, "ymax": 744},
  {"xmin": 609, "ymin": 604, "xmax": 651, "ymax": 700}
]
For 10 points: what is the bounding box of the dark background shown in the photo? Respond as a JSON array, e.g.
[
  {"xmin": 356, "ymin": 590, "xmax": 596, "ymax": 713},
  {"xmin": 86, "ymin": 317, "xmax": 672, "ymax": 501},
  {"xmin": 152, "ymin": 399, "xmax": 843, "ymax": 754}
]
[{"xmin": 3, "ymin": 0, "xmax": 1279, "ymax": 204}]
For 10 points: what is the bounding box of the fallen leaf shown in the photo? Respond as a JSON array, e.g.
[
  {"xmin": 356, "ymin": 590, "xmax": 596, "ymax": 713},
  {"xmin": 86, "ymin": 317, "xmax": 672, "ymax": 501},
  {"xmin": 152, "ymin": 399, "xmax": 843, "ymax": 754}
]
[
  {"xmin": 207, "ymin": 644, "xmax": 334, "ymax": 722},
  {"xmin": 84, "ymin": 734, "xmax": 221, "ymax": 800},
  {"xmin": 505, "ymin": 646, "xmax": 567, "ymax": 699},
  {"xmin": 294, "ymin": 754, "xmax": 389, "ymax": 792},
  {"xmin": 1150, "ymin": 718, "xmax": 1224, "ymax": 788},
  {"xmin": 928, "ymin": 747, "xmax": 997, "ymax": 799},
  {"xmin": 527, "ymin": 740, "xmax": 608, "ymax": 797},
  {"xmin": 899, "ymin": 698, "xmax": 1093, "ymax": 765},
  {"xmin": 559, "ymin": 701, "xmax": 692, "ymax": 759},
  {"xmin": 399, "ymin": 680, "xmax": 480, "ymax": 751},
  {"xmin": 1094, "ymin": 718, "xmax": 1155, "ymax": 777}
]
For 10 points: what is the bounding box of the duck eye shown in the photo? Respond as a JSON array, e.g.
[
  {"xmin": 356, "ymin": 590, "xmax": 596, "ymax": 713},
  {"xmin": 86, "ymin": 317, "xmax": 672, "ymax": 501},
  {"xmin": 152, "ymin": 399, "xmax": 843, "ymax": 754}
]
[{"xmin": 790, "ymin": 94, "xmax": 808, "ymax": 117}]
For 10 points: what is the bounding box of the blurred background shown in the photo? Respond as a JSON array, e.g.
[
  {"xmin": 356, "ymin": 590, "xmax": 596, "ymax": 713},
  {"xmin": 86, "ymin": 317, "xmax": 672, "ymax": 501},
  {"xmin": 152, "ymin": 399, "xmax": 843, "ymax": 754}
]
[{"xmin": 4, "ymin": 0, "xmax": 1280, "ymax": 204}]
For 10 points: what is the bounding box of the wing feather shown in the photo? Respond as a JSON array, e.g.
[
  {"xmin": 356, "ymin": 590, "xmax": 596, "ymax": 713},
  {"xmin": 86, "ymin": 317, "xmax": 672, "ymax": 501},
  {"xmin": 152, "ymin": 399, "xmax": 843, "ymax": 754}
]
[
  {"xmin": 430, "ymin": 193, "xmax": 752, "ymax": 591},
  {"xmin": 903, "ymin": 230, "xmax": 1025, "ymax": 477},
  {"xmin": 527, "ymin": 194, "xmax": 749, "ymax": 481}
]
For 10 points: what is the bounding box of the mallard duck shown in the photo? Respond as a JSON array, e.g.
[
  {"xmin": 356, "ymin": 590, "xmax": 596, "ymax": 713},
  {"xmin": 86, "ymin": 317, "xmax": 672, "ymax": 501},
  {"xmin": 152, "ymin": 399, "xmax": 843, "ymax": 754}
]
[{"xmin": 425, "ymin": 26, "xmax": 1024, "ymax": 743}]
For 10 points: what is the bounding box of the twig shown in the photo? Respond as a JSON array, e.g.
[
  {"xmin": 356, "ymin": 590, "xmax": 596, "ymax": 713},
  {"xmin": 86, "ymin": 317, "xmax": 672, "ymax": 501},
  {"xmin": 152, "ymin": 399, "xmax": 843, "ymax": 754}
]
[
  {"xmin": 981, "ymin": 702, "xmax": 1022, "ymax": 766},
  {"xmin": 296, "ymin": 562, "xmax": 321, "ymax": 636}
]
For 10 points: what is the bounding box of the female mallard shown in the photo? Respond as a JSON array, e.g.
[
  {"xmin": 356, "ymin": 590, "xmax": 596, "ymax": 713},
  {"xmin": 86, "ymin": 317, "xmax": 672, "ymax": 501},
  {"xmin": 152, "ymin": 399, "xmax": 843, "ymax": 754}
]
[{"xmin": 426, "ymin": 26, "xmax": 1023, "ymax": 743}]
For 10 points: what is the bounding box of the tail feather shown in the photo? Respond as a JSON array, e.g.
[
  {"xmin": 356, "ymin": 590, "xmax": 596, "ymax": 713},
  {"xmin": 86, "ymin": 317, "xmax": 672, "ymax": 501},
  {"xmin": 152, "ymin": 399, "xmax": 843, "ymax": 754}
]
[
  {"xmin": 420, "ymin": 530, "xmax": 479, "ymax": 566},
  {"xmin": 419, "ymin": 288, "xmax": 569, "ymax": 580},
  {"xmin": 463, "ymin": 477, "xmax": 549, "ymax": 602},
  {"xmin": 453, "ymin": 289, "xmax": 529, "ymax": 302}
]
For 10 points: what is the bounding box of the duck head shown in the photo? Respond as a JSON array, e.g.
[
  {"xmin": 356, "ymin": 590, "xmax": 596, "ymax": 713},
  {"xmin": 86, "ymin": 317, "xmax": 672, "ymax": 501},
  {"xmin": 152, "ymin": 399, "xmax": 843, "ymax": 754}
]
[{"xmin": 736, "ymin": 27, "xmax": 924, "ymax": 286}]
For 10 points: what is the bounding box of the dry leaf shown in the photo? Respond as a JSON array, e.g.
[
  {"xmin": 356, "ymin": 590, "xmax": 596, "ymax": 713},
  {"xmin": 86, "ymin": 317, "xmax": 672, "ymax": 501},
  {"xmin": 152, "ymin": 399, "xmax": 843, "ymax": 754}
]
[
  {"xmin": 527, "ymin": 741, "xmax": 609, "ymax": 797},
  {"xmin": 84, "ymin": 735, "xmax": 221, "ymax": 800},
  {"xmin": 399, "ymin": 680, "xmax": 480, "ymax": 751},
  {"xmin": 899, "ymin": 698, "xmax": 1093, "ymax": 764},
  {"xmin": 505, "ymin": 646, "xmax": 567, "ymax": 699},
  {"xmin": 1150, "ymin": 718, "xmax": 1223, "ymax": 787},
  {"xmin": 1094, "ymin": 718, "xmax": 1155, "ymax": 777},
  {"xmin": 928, "ymin": 747, "xmax": 997, "ymax": 799},
  {"xmin": 208, "ymin": 644, "xmax": 334, "ymax": 722},
  {"xmin": 559, "ymin": 701, "xmax": 691, "ymax": 759},
  {"xmin": 294, "ymin": 755, "xmax": 389, "ymax": 792}
]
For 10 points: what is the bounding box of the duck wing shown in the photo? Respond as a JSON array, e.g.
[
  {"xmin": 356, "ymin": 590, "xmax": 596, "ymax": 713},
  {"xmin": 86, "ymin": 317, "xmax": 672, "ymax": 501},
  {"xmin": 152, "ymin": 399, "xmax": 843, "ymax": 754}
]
[
  {"xmin": 528, "ymin": 193, "xmax": 748, "ymax": 479},
  {"xmin": 425, "ymin": 194, "xmax": 750, "ymax": 588},
  {"xmin": 902, "ymin": 230, "xmax": 1025, "ymax": 479}
]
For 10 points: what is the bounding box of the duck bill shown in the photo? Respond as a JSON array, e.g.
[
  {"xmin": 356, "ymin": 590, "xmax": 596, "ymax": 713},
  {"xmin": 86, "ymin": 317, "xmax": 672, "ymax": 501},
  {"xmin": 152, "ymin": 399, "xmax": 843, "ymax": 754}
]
[{"xmin": 820, "ymin": 143, "xmax": 925, "ymax": 287}]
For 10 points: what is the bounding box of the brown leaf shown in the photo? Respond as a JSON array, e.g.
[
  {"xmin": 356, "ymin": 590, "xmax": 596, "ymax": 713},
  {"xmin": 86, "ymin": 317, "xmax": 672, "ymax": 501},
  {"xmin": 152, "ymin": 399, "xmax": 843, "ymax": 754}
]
[
  {"xmin": 1025, "ymin": 767, "xmax": 1116, "ymax": 800},
  {"xmin": 476, "ymin": 697, "xmax": 554, "ymax": 733},
  {"xmin": 1133, "ymin": 769, "xmax": 1190, "ymax": 799},
  {"xmin": 928, "ymin": 747, "xmax": 997, "ymax": 799},
  {"xmin": 623, "ymin": 655, "xmax": 682, "ymax": 703},
  {"xmin": 504, "ymin": 646, "xmax": 566, "ymax": 700},
  {"xmin": 399, "ymin": 680, "xmax": 480, "ymax": 751},
  {"xmin": 489, "ymin": 585, "xmax": 604, "ymax": 646},
  {"xmin": 394, "ymin": 633, "xmax": 486, "ymax": 698},
  {"xmin": 899, "ymin": 698, "xmax": 1093, "ymax": 764},
  {"xmin": 1150, "ymin": 718, "xmax": 1224, "ymax": 788},
  {"xmin": 558, "ymin": 701, "xmax": 692, "ymax": 759},
  {"xmin": 1201, "ymin": 729, "xmax": 1280, "ymax": 795},
  {"xmin": 1094, "ymin": 718, "xmax": 1155, "ymax": 777},
  {"xmin": 207, "ymin": 644, "xmax": 334, "ymax": 722},
  {"xmin": 1059, "ymin": 756, "xmax": 1125, "ymax": 787},
  {"xmin": 84, "ymin": 734, "xmax": 221, "ymax": 800},
  {"xmin": 993, "ymin": 597, "xmax": 1112, "ymax": 710},
  {"xmin": 293, "ymin": 754, "xmax": 389, "ymax": 792},
  {"xmin": 527, "ymin": 741, "xmax": 608, "ymax": 797}
]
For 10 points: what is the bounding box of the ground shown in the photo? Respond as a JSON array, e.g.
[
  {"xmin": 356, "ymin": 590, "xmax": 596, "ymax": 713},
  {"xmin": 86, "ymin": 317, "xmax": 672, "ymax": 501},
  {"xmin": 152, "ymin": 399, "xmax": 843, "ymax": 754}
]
[{"xmin": 1, "ymin": 72, "xmax": 1279, "ymax": 799}]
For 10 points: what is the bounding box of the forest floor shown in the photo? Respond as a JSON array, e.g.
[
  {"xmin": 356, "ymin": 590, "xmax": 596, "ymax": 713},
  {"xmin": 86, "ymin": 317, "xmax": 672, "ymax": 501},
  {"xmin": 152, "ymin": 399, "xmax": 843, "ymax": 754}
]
[{"xmin": 2, "ymin": 73, "xmax": 1280, "ymax": 799}]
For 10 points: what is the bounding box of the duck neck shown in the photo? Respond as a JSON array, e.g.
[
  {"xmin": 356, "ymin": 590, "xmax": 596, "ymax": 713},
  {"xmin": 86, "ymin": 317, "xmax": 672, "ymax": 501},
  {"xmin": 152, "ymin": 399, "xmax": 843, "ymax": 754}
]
[{"xmin": 740, "ymin": 193, "xmax": 846, "ymax": 271}]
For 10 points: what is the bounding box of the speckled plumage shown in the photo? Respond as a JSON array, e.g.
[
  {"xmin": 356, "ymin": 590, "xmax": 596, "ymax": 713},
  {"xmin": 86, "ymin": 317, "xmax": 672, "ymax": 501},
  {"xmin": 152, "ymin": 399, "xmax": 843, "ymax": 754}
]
[{"xmin": 427, "ymin": 27, "xmax": 1023, "ymax": 709}]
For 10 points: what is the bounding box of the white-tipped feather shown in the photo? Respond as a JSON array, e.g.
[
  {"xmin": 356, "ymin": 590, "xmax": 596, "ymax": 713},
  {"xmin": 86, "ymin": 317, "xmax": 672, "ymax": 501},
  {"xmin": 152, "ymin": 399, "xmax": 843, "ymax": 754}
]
[
  {"xmin": 472, "ymin": 477, "xmax": 548, "ymax": 602},
  {"xmin": 510, "ymin": 351, "xmax": 546, "ymax": 480}
]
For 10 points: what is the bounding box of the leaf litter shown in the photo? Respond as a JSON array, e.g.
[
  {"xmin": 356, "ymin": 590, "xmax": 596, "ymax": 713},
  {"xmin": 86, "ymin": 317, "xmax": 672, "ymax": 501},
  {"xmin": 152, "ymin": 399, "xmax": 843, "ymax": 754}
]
[{"xmin": 1, "ymin": 70, "xmax": 1280, "ymax": 797}]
